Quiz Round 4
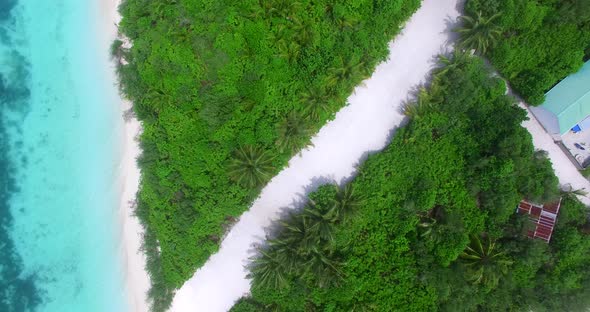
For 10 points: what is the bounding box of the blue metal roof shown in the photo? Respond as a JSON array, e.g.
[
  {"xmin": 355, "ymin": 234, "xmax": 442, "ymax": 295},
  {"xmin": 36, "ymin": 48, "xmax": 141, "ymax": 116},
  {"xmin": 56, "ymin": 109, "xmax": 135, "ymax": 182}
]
[{"xmin": 541, "ymin": 60, "xmax": 590, "ymax": 135}]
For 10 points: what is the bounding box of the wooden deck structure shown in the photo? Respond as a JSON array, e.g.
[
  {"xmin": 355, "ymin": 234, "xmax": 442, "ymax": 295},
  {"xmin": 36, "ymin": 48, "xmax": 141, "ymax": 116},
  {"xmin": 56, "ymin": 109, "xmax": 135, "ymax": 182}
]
[{"xmin": 517, "ymin": 199, "xmax": 561, "ymax": 243}]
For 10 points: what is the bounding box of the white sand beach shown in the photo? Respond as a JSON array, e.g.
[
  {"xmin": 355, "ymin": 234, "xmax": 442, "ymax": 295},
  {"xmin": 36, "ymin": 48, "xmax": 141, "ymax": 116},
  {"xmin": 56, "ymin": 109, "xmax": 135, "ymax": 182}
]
[
  {"xmin": 521, "ymin": 104, "xmax": 590, "ymax": 205},
  {"xmin": 170, "ymin": 0, "xmax": 461, "ymax": 311},
  {"xmin": 99, "ymin": 0, "xmax": 151, "ymax": 311},
  {"xmin": 118, "ymin": 111, "xmax": 150, "ymax": 312}
]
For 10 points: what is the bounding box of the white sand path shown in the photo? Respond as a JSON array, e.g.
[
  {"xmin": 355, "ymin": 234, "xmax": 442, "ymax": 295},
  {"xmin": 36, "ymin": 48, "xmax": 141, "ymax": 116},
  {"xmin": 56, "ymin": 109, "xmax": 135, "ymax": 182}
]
[
  {"xmin": 170, "ymin": 0, "xmax": 461, "ymax": 311},
  {"xmin": 520, "ymin": 104, "xmax": 590, "ymax": 205}
]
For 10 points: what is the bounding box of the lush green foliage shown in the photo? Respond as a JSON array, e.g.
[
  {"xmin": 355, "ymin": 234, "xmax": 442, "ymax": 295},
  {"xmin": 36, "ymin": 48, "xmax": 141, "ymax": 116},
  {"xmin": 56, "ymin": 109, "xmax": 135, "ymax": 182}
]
[
  {"xmin": 231, "ymin": 55, "xmax": 590, "ymax": 311},
  {"xmin": 459, "ymin": 234, "xmax": 513, "ymax": 289},
  {"xmin": 116, "ymin": 0, "xmax": 420, "ymax": 309},
  {"xmin": 463, "ymin": 0, "xmax": 590, "ymax": 105},
  {"xmin": 227, "ymin": 145, "xmax": 275, "ymax": 188},
  {"xmin": 248, "ymin": 184, "xmax": 362, "ymax": 290},
  {"xmin": 455, "ymin": 12, "xmax": 503, "ymax": 54}
]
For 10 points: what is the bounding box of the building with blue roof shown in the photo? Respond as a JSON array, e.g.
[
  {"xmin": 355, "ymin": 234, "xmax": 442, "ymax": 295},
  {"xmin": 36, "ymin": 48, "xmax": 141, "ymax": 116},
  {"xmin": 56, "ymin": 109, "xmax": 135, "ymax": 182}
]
[
  {"xmin": 530, "ymin": 60, "xmax": 590, "ymax": 168},
  {"xmin": 531, "ymin": 60, "xmax": 590, "ymax": 136}
]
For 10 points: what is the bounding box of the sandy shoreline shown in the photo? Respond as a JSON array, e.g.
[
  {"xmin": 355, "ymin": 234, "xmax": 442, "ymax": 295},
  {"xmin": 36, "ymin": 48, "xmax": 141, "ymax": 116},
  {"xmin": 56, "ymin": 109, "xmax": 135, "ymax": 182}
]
[
  {"xmin": 170, "ymin": 0, "xmax": 461, "ymax": 311},
  {"xmin": 118, "ymin": 109, "xmax": 150, "ymax": 312},
  {"xmin": 98, "ymin": 0, "xmax": 151, "ymax": 311}
]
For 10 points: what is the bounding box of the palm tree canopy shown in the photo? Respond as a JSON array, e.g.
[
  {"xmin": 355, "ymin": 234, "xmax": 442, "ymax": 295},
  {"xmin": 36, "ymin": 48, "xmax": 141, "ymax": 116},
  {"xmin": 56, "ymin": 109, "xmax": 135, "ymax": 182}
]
[
  {"xmin": 249, "ymin": 249, "xmax": 290, "ymax": 289},
  {"xmin": 333, "ymin": 184, "xmax": 364, "ymax": 222},
  {"xmin": 303, "ymin": 202, "xmax": 337, "ymax": 243},
  {"xmin": 277, "ymin": 111, "xmax": 312, "ymax": 153},
  {"xmin": 455, "ymin": 12, "xmax": 503, "ymax": 54},
  {"xmin": 227, "ymin": 145, "xmax": 275, "ymax": 188},
  {"xmin": 300, "ymin": 247, "xmax": 343, "ymax": 288},
  {"xmin": 300, "ymin": 87, "xmax": 330, "ymax": 120},
  {"xmin": 460, "ymin": 234, "xmax": 513, "ymax": 289},
  {"xmin": 327, "ymin": 57, "xmax": 365, "ymax": 86},
  {"xmin": 248, "ymin": 185, "xmax": 353, "ymax": 289}
]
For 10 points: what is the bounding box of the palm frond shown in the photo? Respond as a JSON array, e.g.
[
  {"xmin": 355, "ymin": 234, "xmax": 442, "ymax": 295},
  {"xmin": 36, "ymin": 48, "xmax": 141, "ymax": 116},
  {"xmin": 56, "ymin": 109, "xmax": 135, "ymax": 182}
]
[
  {"xmin": 455, "ymin": 12, "xmax": 503, "ymax": 54},
  {"xmin": 277, "ymin": 111, "xmax": 312, "ymax": 153},
  {"xmin": 227, "ymin": 145, "xmax": 275, "ymax": 188}
]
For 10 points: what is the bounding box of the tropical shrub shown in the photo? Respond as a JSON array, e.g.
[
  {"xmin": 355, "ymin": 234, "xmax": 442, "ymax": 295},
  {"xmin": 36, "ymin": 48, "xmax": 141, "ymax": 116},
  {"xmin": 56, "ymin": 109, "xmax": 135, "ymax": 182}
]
[
  {"xmin": 464, "ymin": 0, "xmax": 590, "ymax": 105},
  {"xmin": 248, "ymin": 184, "xmax": 361, "ymax": 291},
  {"xmin": 117, "ymin": 1, "xmax": 421, "ymax": 308},
  {"xmin": 232, "ymin": 54, "xmax": 589, "ymax": 312}
]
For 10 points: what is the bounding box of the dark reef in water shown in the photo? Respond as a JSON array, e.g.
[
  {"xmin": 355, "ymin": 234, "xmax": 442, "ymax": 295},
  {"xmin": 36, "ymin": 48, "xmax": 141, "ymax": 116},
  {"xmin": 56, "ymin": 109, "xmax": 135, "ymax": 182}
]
[
  {"xmin": 0, "ymin": 63, "xmax": 41, "ymax": 312},
  {"xmin": 0, "ymin": 0, "xmax": 18, "ymax": 21},
  {"xmin": 0, "ymin": 1, "xmax": 42, "ymax": 310}
]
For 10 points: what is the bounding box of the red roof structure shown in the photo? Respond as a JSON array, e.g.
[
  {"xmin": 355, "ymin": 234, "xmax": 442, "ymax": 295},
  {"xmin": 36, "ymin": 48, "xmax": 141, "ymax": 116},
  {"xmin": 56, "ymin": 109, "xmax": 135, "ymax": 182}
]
[{"xmin": 517, "ymin": 199, "xmax": 561, "ymax": 243}]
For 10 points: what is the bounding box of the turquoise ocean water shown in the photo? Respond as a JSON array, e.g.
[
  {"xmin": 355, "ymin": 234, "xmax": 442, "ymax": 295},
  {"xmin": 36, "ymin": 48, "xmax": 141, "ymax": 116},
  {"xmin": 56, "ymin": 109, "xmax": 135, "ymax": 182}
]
[{"xmin": 1, "ymin": 1, "xmax": 129, "ymax": 311}]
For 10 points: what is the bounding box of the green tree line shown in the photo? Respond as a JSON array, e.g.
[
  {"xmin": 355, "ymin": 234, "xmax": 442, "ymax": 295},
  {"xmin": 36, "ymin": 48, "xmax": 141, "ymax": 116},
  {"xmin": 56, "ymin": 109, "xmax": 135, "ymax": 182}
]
[
  {"xmin": 231, "ymin": 54, "xmax": 590, "ymax": 311},
  {"xmin": 457, "ymin": 0, "xmax": 590, "ymax": 105},
  {"xmin": 115, "ymin": 0, "xmax": 421, "ymax": 310}
]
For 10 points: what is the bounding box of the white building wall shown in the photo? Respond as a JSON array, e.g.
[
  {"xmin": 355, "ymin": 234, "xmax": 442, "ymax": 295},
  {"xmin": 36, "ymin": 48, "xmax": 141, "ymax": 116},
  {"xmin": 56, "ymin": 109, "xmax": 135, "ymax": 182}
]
[{"xmin": 530, "ymin": 106, "xmax": 561, "ymax": 139}]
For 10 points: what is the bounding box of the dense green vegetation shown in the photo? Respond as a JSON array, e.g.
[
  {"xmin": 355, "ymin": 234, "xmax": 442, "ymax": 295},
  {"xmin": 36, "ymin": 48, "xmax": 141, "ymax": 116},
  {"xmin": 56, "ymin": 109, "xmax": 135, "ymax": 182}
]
[
  {"xmin": 231, "ymin": 54, "xmax": 590, "ymax": 311},
  {"xmin": 461, "ymin": 0, "xmax": 590, "ymax": 104},
  {"xmin": 116, "ymin": 0, "xmax": 421, "ymax": 309},
  {"xmin": 248, "ymin": 184, "xmax": 362, "ymax": 290}
]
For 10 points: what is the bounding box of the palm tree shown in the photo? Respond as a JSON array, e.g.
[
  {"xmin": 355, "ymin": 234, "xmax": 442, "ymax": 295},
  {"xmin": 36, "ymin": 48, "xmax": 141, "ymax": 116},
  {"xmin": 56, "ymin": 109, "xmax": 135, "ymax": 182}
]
[
  {"xmin": 249, "ymin": 195, "xmax": 347, "ymax": 289},
  {"xmin": 142, "ymin": 86, "xmax": 174, "ymax": 116},
  {"xmin": 460, "ymin": 234, "xmax": 513, "ymax": 289},
  {"xmin": 403, "ymin": 87, "xmax": 435, "ymax": 118},
  {"xmin": 265, "ymin": 236, "xmax": 301, "ymax": 272},
  {"xmin": 249, "ymin": 248, "xmax": 290, "ymax": 289},
  {"xmin": 227, "ymin": 145, "xmax": 275, "ymax": 188},
  {"xmin": 455, "ymin": 12, "xmax": 503, "ymax": 54},
  {"xmin": 268, "ymin": 23, "xmax": 289, "ymax": 42},
  {"xmin": 278, "ymin": 215, "xmax": 317, "ymax": 255},
  {"xmin": 324, "ymin": 3, "xmax": 358, "ymax": 30},
  {"xmin": 562, "ymin": 184, "xmax": 588, "ymax": 197},
  {"xmin": 301, "ymin": 247, "xmax": 343, "ymax": 288},
  {"xmin": 293, "ymin": 20, "xmax": 315, "ymax": 46},
  {"xmin": 327, "ymin": 57, "xmax": 364, "ymax": 87},
  {"xmin": 250, "ymin": 217, "xmax": 342, "ymax": 289},
  {"xmin": 416, "ymin": 216, "xmax": 437, "ymax": 238},
  {"xmin": 150, "ymin": 1, "xmax": 171, "ymax": 21},
  {"xmin": 251, "ymin": 0, "xmax": 300, "ymax": 20},
  {"xmin": 249, "ymin": 213, "xmax": 320, "ymax": 287},
  {"xmin": 561, "ymin": 185, "xmax": 588, "ymax": 205},
  {"xmin": 277, "ymin": 111, "xmax": 312, "ymax": 153},
  {"xmin": 268, "ymin": 24, "xmax": 301, "ymax": 63},
  {"xmin": 271, "ymin": 0, "xmax": 302, "ymax": 20},
  {"xmin": 335, "ymin": 15, "xmax": 359, "ymax": 31},
  {"xmin": 333, "ymin": 184, "xmax": 363, "ymax": 222},
  {"xmin": 299, "ymin": 87, "xmax": 330, "ymax": 120},
  {"xmin": 434, "ymin": 50, "xmax": 469, "ymax": 77},
  {"xmin": 555, "ymin": 0, "xmax": 590, "ymax": 25},
  {"xmin": 110, "ymin": 39, "xmax": 126, "ymax": 63},
  {"xmin": 415, "ymin": 205, "xmax": 447, "ymax": 238},
  {"xmin": 304, "ymin": 202, "xmax": 338, "ymax": 243},
  {"xmin": 276, "ymin": 40, "xmax": 301, "ymax": 63}
]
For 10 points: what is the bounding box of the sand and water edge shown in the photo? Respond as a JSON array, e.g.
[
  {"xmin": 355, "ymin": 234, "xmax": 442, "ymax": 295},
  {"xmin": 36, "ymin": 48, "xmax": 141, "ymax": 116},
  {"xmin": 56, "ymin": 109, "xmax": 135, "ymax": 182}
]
[{"xmin": 100, "ymin": 0, "xmax": 150, "ymax": 310}]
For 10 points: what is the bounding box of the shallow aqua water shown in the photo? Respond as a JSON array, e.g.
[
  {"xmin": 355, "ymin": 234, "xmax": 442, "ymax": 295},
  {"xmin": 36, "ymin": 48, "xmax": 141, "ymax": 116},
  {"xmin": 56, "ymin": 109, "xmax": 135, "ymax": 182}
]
[{"xmin": 1, "ymin": 1, "xmax": 129, "ymax": 311}]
